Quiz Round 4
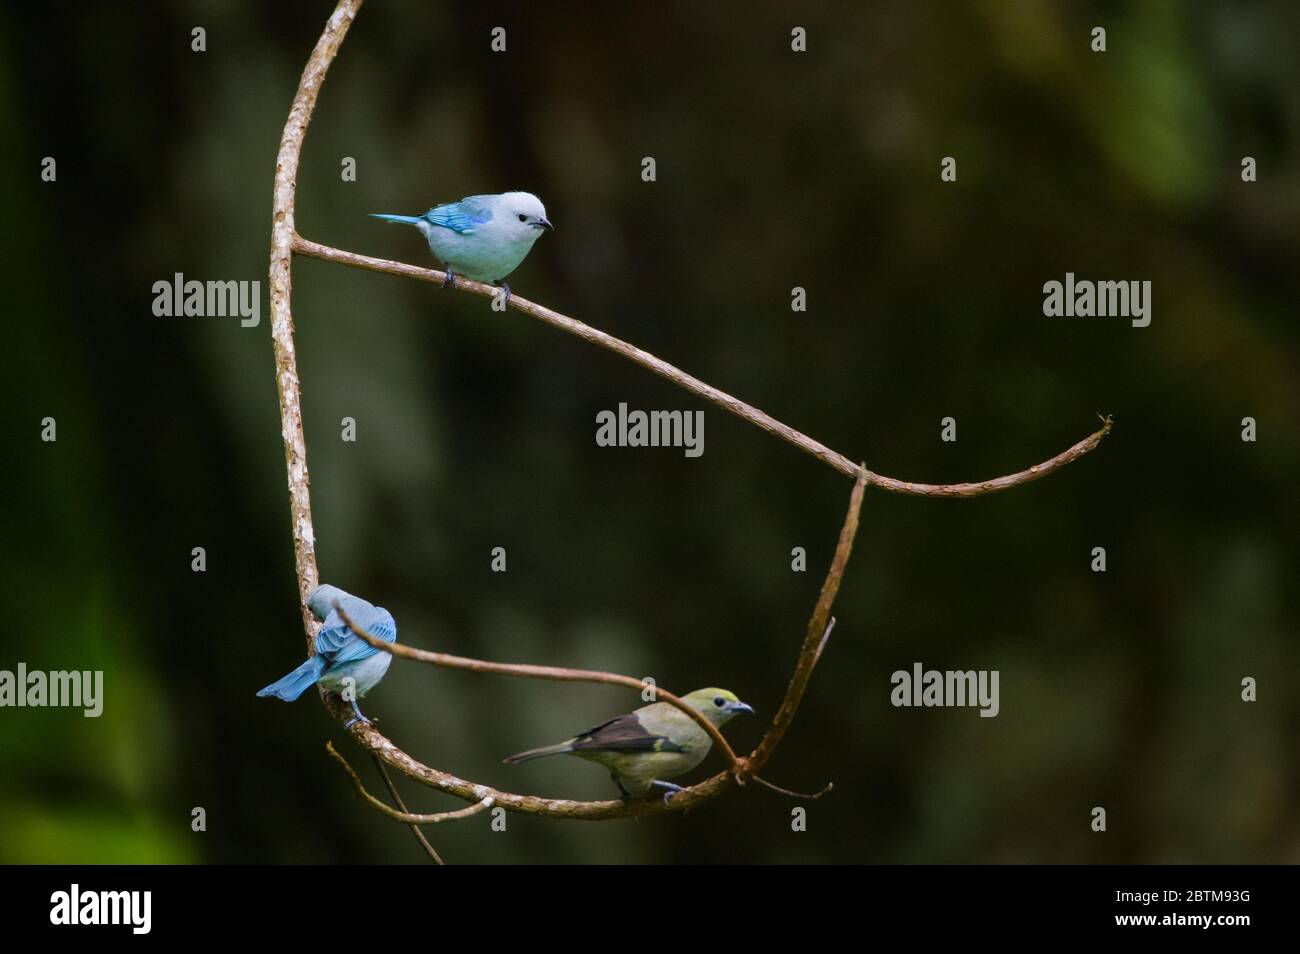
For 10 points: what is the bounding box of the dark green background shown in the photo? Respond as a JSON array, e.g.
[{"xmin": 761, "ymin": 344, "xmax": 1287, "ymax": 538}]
[{"xmin": 1, "ymin": 0, "xmax": 1296, "ymax": 863}]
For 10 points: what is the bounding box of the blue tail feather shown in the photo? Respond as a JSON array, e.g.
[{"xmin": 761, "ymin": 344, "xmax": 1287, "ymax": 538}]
[
  {"xmin": 370, "ymin": 213, "xmax": 422, "ymax": 225},
  {"xmin": 257, "ymin": 656, "xmax": 326, "ymax": 701}
]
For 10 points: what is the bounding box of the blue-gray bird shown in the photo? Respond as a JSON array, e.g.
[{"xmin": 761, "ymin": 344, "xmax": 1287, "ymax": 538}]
[
  {"xmin": 257, "ymin": 584, "xmax": 396, "ymax": 727},
  {"xmin": 371, "ymin": 191, "xmax": 553, "ymax": 304}
]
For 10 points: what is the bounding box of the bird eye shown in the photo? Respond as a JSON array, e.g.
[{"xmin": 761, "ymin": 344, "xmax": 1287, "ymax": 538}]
[
  {"xmin": 714, "ymin": 697, "xmax": 725, "ymax": 707},
  {"xmin": 517, "ymin": 213, "xmax": 528, "ymax": 222}
]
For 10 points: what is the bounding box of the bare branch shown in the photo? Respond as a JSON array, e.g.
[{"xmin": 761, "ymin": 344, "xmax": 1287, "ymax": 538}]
[
  {"xmin": 292, "ymin": 235, "xmax": 1112, "ymax": 494},
  {"xmin": 343, "ymin": 711, "xmax": 725, "ymax": 819},
  {"xmin": 332, "ymin": 605, "xmax": 743, "ymax": 775},
  {"xmin": 328, "ymin": 743, "xmax": 494, "ymax": 825},
  {"xmin": 749, "ymin": 470, "xmax": 866, "ymax": 772},
  {"xmin": 270, "ymin": 0, "xmax": 365, "ymax": 649},
  {"xmin": 265, "ymin": 0, "xmax": 1111, "ymax": 833}
]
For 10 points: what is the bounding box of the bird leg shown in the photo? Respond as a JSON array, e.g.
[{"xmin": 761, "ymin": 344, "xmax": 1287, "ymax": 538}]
[
  {"xmin": 612, "ymin": 773, "xmax": 634, "ymax": 802},
  {"xmin": 344, "ymin": 698, "xmax": 372, "ymax": 729},
  {"xmin": 650, "ymin": 780, "xmax": 685, "ymax": 805},
  {"xmin": 441, "ymin": 268, "xmax": 457, "ymax": 290},
  {"xmin": 493, "ymin": 281, "xmax": 512, "ymax": 308}
]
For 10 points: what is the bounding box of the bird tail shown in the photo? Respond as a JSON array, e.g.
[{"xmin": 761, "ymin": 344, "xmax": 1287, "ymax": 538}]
[
  {"xmin": 503, "ymin": 741, "xmax": 575, "ymax": 764},
  {"xmin": 369, "ymin": 213, "xmax": 423, "ymax": 225},
  {"xmin": 257, "ymin": 656, "xmax": 326, "ymax": 701}
]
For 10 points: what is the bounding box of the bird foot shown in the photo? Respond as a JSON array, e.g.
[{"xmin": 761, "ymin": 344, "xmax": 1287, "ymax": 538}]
[
  {"xmin": 612, "ymin": 774, "xmax": 635, "ymax": 802},
  {"xmin": 493, "ymin": 281, "xmax": 512, "ymax": 308},
  {"xmin": 345, "ymin": 700, "xmax": 374, "ymax": 729},
  {"xmin": 650, "ymin": 780, "xmax": 685, "ymax": 805},
  {"xmin": 441, "ymin": 269, "xmax": 457, "ymax": 290}
]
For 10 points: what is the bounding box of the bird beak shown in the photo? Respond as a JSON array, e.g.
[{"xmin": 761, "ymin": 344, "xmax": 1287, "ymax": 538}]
[
  {"xmin": 728, "ymin": 701, "xmax": 754, "ymax": 715},
  {"xmin": 536, "ymin": 218, "xmax": 555, "ymax": 232}
]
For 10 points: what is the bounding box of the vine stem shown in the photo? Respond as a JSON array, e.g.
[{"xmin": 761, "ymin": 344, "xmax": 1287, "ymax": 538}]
[
  {"xmin": 292, "ymin": 234, "xmax": 1113, "ymax": 495},
  {"xmin": 268, "ymin": 0, "xmax": 1108, "ymax": 826},
  {"xmin": 269, "ymin": 0, "xmax": 365, "ymax": 647}
]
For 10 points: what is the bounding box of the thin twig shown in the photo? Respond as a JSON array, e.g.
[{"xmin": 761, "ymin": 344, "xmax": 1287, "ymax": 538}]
[
  {"xmin": 329, "ymin": 743, "xmax": 494, "ymax": 824},
  {"xmin": 748, "ymin": 471, "xmax": 865, "ymax": 772},
  {"xmin": 293, "ymin": 234, "xmax": 1113, "ymax": 493},
  {"xmin": 751, "ymin": 775, "xmax": 834, "ymax": 800},
  {"xmin": 333, "ymin": 606, "xmax": 743, "ymax": 775},
  {"xmin": 371, "ymin": 753, "xmax": 444, "ymax": 864}
]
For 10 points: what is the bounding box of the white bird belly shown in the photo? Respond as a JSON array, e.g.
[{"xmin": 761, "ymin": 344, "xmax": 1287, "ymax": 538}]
[
  {"xmin": 319, "ymin": 652, "xmax": 392, "ymax": 697},
  {"xmin": 579, "ymin": 748, "xmax": 708, "ymax": 796},
  {"xmin": 418, "ymin": 222, "xmax": 538, "ymax": 283}
]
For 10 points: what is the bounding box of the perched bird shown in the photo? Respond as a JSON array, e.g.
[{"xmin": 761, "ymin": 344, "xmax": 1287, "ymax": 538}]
[
  {"xmin": 370, "ymin": 191, "xmax": 553, "ymax": 304},
  {"xmin": 257, "ymin": 584, "xmax": 397, "ymax": 727},
  {"xmin": 504, "ymin": 688, "xmax": 753, "ymax": 801}
]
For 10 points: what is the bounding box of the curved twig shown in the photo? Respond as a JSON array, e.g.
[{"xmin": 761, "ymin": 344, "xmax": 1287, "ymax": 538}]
[
  {"xmin": 293, "ymin": 235, "xmax": 1113, "ymax": 493},
  {"xmin": 329, "ymin": 743, "xmax": 494, "ymax": 825},
  {"xmin": 750, "ymin": 472, "xmax": 863, "ymax": 769},
  {"xmin": 270, "ymin": 0, "xmax": 365, "ymax": 649},
  {"xmin": 751, "ymin": 775, "xmax": 835, "ymax": 800}
]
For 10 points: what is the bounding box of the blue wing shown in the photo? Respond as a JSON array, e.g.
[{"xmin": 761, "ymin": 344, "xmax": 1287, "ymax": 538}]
[
  {"xmin": 422, "ymin": 197, "xmax": 494, "ymax": 234},
  {"xmin": 316, "ymin": 607, "xmax": 397, "ymax": 666}
]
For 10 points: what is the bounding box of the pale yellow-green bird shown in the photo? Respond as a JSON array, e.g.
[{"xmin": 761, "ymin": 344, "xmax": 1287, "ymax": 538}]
[{"xmin": 504, "ymin": 688, "xmax": 753, "ymax": 800}]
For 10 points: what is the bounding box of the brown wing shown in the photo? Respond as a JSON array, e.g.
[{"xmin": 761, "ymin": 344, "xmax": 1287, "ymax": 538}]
[{"xmin": 569, "ymin": 712, "xmax": 685, "ymax": 754}]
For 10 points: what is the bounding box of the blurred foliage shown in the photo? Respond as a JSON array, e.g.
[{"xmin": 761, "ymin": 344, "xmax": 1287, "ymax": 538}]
[{"xmin": 0, "ymin": 0, "xmax": 1296, "ymax": 863}]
